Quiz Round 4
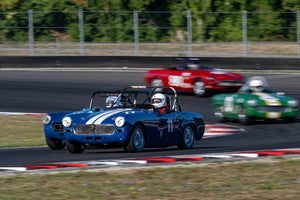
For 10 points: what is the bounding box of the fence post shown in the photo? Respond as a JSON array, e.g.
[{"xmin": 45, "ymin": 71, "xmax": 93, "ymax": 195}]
[
  {"xmin": 242, "ymin": 10, "xmax": 248, "ymax": 57},
  {"xmin": 28, "ymin": 10, "xmax": 34, "ymax": 56},
  {"xmin": 78, "ymin": 9, "xmax": 85, "ymax": 56},
  {"xmin": 297, "ymin": 11, "xmax": 300, "ymax": 58},
  {"xmin": 133, "ymin": 10, "xmax": 139, "ymax": 56},
  {"xmin": 187, "ymin": 10, "xmax": 193, "ymax": 56},
  {"xmin": 56, "ymin": 40, "xmax": 61, "ymax": 56}
]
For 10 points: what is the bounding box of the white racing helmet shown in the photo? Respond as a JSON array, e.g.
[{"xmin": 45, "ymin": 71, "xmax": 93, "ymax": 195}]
[
  {"xmin": 187, "ymin": 63, "xmax": 199, "ymax": 69},
  {"xmin": 106, "ymin": 96, "xmax": 118, "ymax": 108},
  {"xmin": 151, "ymin": 93, "xmax": 166, "ymax": 108},
  {"xmin": 249, "ymin": 79, "xmax": 264, "ymax": 92}
]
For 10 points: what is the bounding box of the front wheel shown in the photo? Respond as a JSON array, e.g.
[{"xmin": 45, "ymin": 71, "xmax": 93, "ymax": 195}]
[
  {"xmin": 214, "ymin": 105, "xmax": 225, "ymax": 122},
  {"xmin": 238, "ymin": 107, "xmax": 251, "ymax": 125},
  {"xmin": 66, "ymin": 140, "xmax": 85, "ymax": 154},
  {"xmin": 178, "ymin": 125, "xmax": 195, "ymax": 150},
  {"xmin": 123, "ymin": 125, "xmax": 145, "ymax": 152},
  {"xmin": 193, "ymin": 80, "xmax": 207, "ymax": 97},
  {"xmin": 46, "ymin": 137, "xmax": 65, "ymax": 150}
]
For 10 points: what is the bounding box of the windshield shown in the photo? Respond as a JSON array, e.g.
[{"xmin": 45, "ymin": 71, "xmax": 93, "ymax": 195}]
[
  {"xmin": 238, "ymin": 76, "xmax": 269, "ymax": 94},
  {"xmin": 89, "ymin": 86, "xmax": 181, "ymax": 112},
  {"xmin": 168, "ymin": 57, "xmax": 213, "ymax": 70}
]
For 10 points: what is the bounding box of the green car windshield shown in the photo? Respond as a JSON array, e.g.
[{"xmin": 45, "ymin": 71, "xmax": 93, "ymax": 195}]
[{"xmin": 238, "ymin": 76, "xmax": 271, "ymax": 94}]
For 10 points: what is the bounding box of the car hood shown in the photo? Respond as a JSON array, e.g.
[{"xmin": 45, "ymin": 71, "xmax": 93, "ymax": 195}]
[
  {"xmin": 204, "ymin": 69, "xmax": 242, "ymax": 80},
  {"xmin": 245, "ymin": 93, "xmax": 290, "ymax": 106},
  {"xmin": 65, "ymin": 108, "xmax": 151, "ymax": 125}
]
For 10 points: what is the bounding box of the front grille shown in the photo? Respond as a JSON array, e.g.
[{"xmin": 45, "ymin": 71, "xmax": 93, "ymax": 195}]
[
  {"xmin": 257, "ymin": 106, "xmax": 286, "ymax": 113},
  {"xmin": 53, "ymin": 123, "xmax": 63, "ymax": 131},
  {"xmin": 217, "ymin": 80, "xmax": 244, "ymax": 86},
  {"xmin": 74, "ymin": 124, "xmax": 115, "ymax": 135}
]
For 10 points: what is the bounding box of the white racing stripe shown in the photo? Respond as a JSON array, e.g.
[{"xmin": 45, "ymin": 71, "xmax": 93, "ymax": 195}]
[
  {"xmin": 93, "ymin": 110, "xmax": 124, "ymax": 125},
  {"xmin": 86, "ymin": 110, "xmax": 121, "ymax": 124}
]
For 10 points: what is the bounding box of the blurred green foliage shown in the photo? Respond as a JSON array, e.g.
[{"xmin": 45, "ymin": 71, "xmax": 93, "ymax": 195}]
[{"xmin": 0, "ymin": 0, "xmax": 299, "ymax": 42}]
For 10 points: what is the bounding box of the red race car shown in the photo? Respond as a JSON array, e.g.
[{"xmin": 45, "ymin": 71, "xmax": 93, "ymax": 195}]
[{"xmin": 144, "ymin": 57, "xmax": 245, "ymax": 97}]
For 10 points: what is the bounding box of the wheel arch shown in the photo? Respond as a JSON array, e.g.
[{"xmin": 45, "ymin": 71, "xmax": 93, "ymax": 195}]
[
  {"xmin": 125, "ymin": 121, "xmax": 146, "ymax": 144},
  {"xmin": 182, "ymin": 122, "xmax": 197, "ymax": 138},
  {"xmin": 193, "ymin": 77, "xmax": 204, "ymax": 84}
]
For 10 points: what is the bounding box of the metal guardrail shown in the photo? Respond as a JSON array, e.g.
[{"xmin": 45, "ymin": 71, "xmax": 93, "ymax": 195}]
[
  {"xmin": 1, "ymin": 56, "xmax": 299, "ymax": 70},
  {"xmin": 1, "ymin": 10, "xmax": 300, "ymax": 57}
]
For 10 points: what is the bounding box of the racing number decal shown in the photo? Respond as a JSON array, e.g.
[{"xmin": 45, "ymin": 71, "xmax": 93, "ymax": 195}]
[
  {"xmin": 167, "ymin": 118, "xmax": 173, "ymax": 133},
  {"xmin": 160, "ymin": 118, "xmax": 174, "ymax": 138},
  {"xmin": 224, "ymin": 96, "xmax": 234, "ymax": 112},
  {"xmin": 168, "ymin": 76, "xmax": 183, "ymax": 86},
  {"xmin": 168, "ymin": 75, "xmax": 192, "ymax": 88}
]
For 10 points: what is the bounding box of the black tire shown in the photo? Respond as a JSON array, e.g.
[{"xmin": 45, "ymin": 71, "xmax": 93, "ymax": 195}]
[
  {"xmin": 45, "ymin": 137, "xmax": 65, "ymax": 150},
  {"xmin": 193, "ymin": 80, "xmax": 207, "ymax": 97},
  {"xmin": 285, "ymin": 117, "xmax": 296, "ymax": 123},
  {"xmin": 123, "ymin": 125, "xmax": 145, "ymax": 152},
  {"xmin": 66, "ymin": 140, "xmax": 85, "ymax": 154},
  {"xmin": 238, "ymin": 107, "xmax": 251, "ymax": 125},
  {"xmin": 151, "ymin": 78, "xmax": 163, "ymax": 87},
  {"xmin": 178, "ymin": 125, "xmax": 195, "ymax": 150},
  {"xmin": 214, "ymin": 105, "xmax": 225, "ymax": 122}
]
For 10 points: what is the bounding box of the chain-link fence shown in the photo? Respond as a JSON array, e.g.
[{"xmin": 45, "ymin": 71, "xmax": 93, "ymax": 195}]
[{"xmin": 1, "ymin": 10, "xmax": 300, "ymax": 57}]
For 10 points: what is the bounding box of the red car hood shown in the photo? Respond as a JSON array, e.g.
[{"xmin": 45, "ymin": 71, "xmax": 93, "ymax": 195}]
[
  {"xmin": 146, "ymin": 69, "xmax": 243, "ymax": 80},
  {"xmin": 200, "ymin": 69, "xmax": 243, "ymax": 80}
]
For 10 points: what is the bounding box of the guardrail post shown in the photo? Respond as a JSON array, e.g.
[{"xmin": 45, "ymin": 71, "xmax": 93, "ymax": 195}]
[
  {"xmin": 133, "ymin": 10, "xmax": 139, "ymax": 56},
  {"xmin": 242, "ymin": 10, "xmax": 248, "ymax": 57},
  {"xmin": 78, "ymin": 9, "xmax": 85, "ymax": 56},
  {"xmin": 56, "ymin": 39, "xmax": 61, "ymax": 56},
  {"xmin": 28, "ymin": 10, "xmax": 34, "ymax": 56},
  {"xmin": 297, "ymin": 11, "xmax": 300, "ymax": 58},
  {"xmin": 187, "ymin": 10, "xmax": 193, "ymax": 56}
]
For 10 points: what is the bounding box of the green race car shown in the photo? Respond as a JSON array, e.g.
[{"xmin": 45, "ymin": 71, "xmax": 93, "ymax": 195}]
[{"xmin": 211, "ymin": 76, "xmax": 298, "ymax": 124}]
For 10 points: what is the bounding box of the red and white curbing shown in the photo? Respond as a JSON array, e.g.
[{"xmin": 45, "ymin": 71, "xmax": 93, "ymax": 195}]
[
  {"xmin": 0, "ymin": 112, "xmax": 45, "ymax": 116},
  {"xmin": 204, "ymin": 123, "xmax": 244, "ymax": 138},
  {"xmin": 1, "ymin": 111, "xmax": 291, "ymax": 172},
  {"xmin": 1, "ymin": 148, "xmax": 300, "ymax": 172},
  {"xmin": 0, "ymin": 112, "xmax": 244, "ymax": 138}
]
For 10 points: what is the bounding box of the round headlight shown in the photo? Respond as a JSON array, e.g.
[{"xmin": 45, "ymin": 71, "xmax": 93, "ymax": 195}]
[
  {"xmin": 288, "ymin": 100, "xmax": 299, "ymax": 107},
  {"xmin": 115, "ymin": 116, "xmax": 125, "ymax": 127},
  {"xmin": 42, "ymin": 115, "xmax": 51, "ymax": 124},
  {"xmin": 62, "ymin": 117, "xmax": 72, "ymax": 127},
  {"xmin": 247, "ymin": 100, "xmax": 258, "ymax": 106}
]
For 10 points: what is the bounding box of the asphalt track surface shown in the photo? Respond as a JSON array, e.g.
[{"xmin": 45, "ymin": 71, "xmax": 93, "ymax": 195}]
[{"xmin": 0, "ymin": 70, "xmax": 300, "ymax": 167}]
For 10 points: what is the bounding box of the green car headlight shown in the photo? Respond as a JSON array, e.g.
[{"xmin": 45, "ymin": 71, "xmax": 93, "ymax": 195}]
[
  {"xmin": 288, "ymin": 100, "xmax": 298, "ymax": 107},
  {"xmin": 247, "ymin": 100, "xmax": 258, "ymax": 106}
]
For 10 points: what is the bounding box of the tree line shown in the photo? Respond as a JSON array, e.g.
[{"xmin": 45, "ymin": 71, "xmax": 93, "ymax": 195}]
[{"xmin": 0, "ymin": 0, "xmax": 299, "ymax": 42}]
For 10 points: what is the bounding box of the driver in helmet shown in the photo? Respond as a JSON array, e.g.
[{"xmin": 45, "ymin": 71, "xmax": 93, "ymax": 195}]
[
  {"xmin": 106, "ymin": 96, "xmax": 118, "ymax": 108},
  {"xmin": 187, "ymin": 62, "xmax": 199, "ymax": 70},
  {"xmin": 249, "ymin": 79, "xmax": 264, "ymax": 93},
  {"xmin": 151, "ymin": 93, "xmax": 169, "ymax": 114}
]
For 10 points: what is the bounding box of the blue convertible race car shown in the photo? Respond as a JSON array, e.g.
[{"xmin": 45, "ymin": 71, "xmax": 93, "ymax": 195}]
[{"xmin": 42, "ymin": 86, "xmax": 205, "ymax": 153}]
